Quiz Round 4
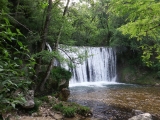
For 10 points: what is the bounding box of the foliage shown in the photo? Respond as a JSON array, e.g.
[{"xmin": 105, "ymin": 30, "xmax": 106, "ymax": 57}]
[
  {"xmin": 53, "ymin": 102, "xmax": 91, "ymax": 118},
  {"xmin": 76, "ymin": 105, "xmax": 90, "ymax": 116},
  {"xmin": 53, "ymin": 102, "xmax": 64, "ymax": 111},
  {"xmin": 109, "ymin": 0, "xmax": 160, "ymax": 40},
  {"xmin": 119, "ymin": 65, "xmax": 160, "ymax": 85},
  {"xmin": 38, "ymin": 96, "xmax": 49, "ymax": 103},
  {"xmin": 51, "ymin": 67, "xmax": 72, "ymax": 82},
  {"xmin": 32, "ymin": 50, "xmax": 60, "ymax": 64},
  {"xmin": 0, "ymin": 11, "xmax": 34, "ymax": 114},
  {"xmin": 68, "ymin": 0, "xmax": 112, "ymax": 46},
  {"xmin": 109, "ymin": 0, "xmax": 160, "ymax": 68},
  {"xmin": 63, "ymin": 106, "xmax": 76, "ymax": 117}
]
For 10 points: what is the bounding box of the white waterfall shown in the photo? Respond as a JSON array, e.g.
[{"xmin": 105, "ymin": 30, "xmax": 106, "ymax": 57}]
[
  {"xmin": 61, "ymin": 47, "xmax": 117, "ymax": 84},
  {"xmin": 46, "ymin": 43, "xmax": 117, "ymax": 85}
]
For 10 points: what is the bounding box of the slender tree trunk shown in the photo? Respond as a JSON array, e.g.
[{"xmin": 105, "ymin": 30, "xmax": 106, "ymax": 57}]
[
  {"xmin": 33, "ymin": 0, "xmax": 52, "ymax": 90},
  {"xmin": 40, "ymin": 0, "xmax": 70, "ymax": 91}
]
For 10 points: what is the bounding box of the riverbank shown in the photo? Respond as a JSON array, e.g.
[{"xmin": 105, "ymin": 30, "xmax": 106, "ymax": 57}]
[
  {"xmin": 2, "ymin": 84, "xmax": 160, "ymax": 120},
  {"xmin": 4, "ymin": 95, "xmax": 91, "ymax": 120},
  {"xmin": 117, "ymin": 63, "xmax": 160, "ymax": 86}
]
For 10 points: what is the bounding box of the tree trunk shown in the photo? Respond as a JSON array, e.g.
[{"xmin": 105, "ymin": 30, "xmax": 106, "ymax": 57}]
[
  {"xmin": 33, "ymin": 0, "xmax": 52, "ymax": 90},
  {"xmin": 40, "ymin": 0, "xmax": 70, "ymax": 91}
]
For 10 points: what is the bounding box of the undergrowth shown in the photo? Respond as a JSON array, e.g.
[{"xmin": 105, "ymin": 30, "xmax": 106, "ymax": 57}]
[{"xmin": 53, "ymin": 102, "xmax": 91, "ymax": 118}]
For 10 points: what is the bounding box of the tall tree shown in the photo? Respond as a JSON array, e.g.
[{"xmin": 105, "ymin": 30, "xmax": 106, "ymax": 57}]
[
  {"xmin": 40, "ymin": 0, "xmax": 71, "ymax": 91},
  {"xmin": 34, "ymin": 0, "xmax": 52, "ymax": 78}
]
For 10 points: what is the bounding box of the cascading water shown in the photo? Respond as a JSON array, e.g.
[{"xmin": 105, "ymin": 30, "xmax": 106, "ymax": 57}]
[
  {"xmin": 46, "ymin": 44, "xmax": 117, "ymax": 85},
  {"xmin": 67, "ymin": 47, "xmax": 117, "ymax": 84}
]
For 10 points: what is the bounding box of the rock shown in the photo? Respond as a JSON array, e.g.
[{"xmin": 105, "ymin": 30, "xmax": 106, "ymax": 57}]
[
  {"xmin": 155, "ymin": 83, "xmax": 160, "ymax": 86},
  {"xmin": 54, "ymin": 113, "xmax": 63, "ymax": 120},
  {"xmin": 23, "ymin": 90, "xmax": 35, "ymax": 108},
  {"xmin": 126, "ymin": 98, "xmax": 132, "ymax": 101},
  {"xmin": 59, "ymin": 79, "xmax": 67, "ymax": 86},
  {"xmin": 132, "ymin": 109, "xmax": 144, "ymax": 115},
  {"xmin": 58, "ymin": 88, "xmax": 70, "ymax": 101},
  {"xmin": 128, "ymin": 113, "xmax": 152, "ymax": 120},
  {"xmin": 2, "ymin": 113, "xmax": 11, "ymax": 120},
  {"xmin": 58, "ymin": 79, "xmax": 69, "ymax": 90},
  {"xmin": 31, "ymin": 112, "xmax": 38, "ymax": 117}
]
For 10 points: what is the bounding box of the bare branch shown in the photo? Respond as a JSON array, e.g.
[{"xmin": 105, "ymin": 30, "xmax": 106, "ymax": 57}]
[{"xmin": 7, "ymin": 14, "xmax": 32, "ymax": 33}]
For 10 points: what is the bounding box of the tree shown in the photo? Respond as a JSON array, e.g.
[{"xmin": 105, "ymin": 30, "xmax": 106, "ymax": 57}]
[
  {"xmin": 109, "ymin": 0, "xmax": 160, "ymax": 67},
  {"xmin": 33, "ymin": 0, "xmax": 53, "ymax": 87},
  {"xmin": 68, "ymin": 0, "xmax": 112, "ymax": 46},
  {"xmin": 109, "ymin": 0, "xmax": 160, "ymax": 39},
  {"xmin": 40, "ymin": 0, "xmax": 71, "ymax": 91}
]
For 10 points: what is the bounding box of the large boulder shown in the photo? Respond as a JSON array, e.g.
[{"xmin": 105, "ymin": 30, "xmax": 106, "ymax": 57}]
[
  {"xmin": 128, "ymin": 113, "xmax": 152, "ymax": 120},
  {"xmin": 23, "ymin": 90, "xmax": 35, "ymax": 109},
  {"xmin": 58, "ymin": 88, "xmax": 70, "ymax": 101}
]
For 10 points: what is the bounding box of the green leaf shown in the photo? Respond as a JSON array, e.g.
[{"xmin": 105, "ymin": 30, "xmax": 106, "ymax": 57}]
[
  {"xmin": 16, "ymin": 29, "xmax": 23, "ymax": 35},
  {"xmin": 17, "ymin": 41, "xmax": 23, "ymax": 47},
  {"xmin": 0, "ymin": 68, "xmax": 4, "ymax": 72},
  {"xmin": 11, "ymin": 103, "xmax": 15, "ymax": 108}
]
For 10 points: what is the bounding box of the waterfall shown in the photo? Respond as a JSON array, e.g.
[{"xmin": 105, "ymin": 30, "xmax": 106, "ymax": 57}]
[
  {"xmin": 45, "ymin": 43, "xmax": 117, "ymax": 84},
  {"xmin": 62, "ymin": 47, "xmax": 117, "ymax": 84},
  {"xmin": 46, "ymin": 42, "xmax": 52, "ymax": 52}
]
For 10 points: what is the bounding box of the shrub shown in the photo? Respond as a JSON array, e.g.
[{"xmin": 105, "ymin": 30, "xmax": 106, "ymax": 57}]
[
  {"xmin": 63, "ymin": 106, "xmax": 76, "ymax": 117},
  {"xmin": 76, "ymin": 106, "xmax": 90, "ymax": 116},
  {"xmin": 47, "ymin": 67, "xmax": 72, "ymax": 91},
  {"xmin": 53, "ymin": 102, "xmax": 91, "ymax": 118},
  {"xmin": 53, "ymin": 103, "xmax": 63, "ymax": 111},
  {"xmin": 50, "ymin": 67, "xmax": 72, "ymax": 82}
]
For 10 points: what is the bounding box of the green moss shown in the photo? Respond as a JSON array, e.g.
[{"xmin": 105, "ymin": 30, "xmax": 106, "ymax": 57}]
[{"xmin": 119, "ymin": 65, "xmax": 160, "ymax": 85}]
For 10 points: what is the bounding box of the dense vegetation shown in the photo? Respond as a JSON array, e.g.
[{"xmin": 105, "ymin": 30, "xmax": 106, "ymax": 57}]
[{"xmin": 0, "ymin": 0, "xmax": 160, "ymax": 116}]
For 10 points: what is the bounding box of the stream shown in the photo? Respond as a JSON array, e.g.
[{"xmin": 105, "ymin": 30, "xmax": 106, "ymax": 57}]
[{"xmin": 68, "ymin": 82, "xmax": 160, "ymax": 120}]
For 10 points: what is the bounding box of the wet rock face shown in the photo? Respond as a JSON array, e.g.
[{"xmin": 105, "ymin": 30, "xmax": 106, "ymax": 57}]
[
  {"xmin": 128, "ymin": 113, "xmax": 152, "ymax": 120},
  {"xmin": 23, "ymin": 90, "xmax": 35, "ymax": 109}
]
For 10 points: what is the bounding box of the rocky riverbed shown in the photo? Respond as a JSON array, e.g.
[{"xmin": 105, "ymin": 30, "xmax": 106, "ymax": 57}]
[
  {"xmin": 68, "ymin": 84, "xmax": 160, "ymax": 120},
  {"xmin": 7, "ymin": 84, "xmax": 160, "ymax": 120}
]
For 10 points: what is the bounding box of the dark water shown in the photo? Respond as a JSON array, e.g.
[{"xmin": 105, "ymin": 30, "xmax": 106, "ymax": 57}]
[{"xmin": 68, "ymin": 83, "xmax": 160, "ymax": 120}]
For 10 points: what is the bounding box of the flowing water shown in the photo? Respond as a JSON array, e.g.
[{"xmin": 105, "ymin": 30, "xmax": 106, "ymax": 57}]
[
  {"xmin": 57, "ymin": 46, "xmax": 160, "ymax": 119},
  {"xmin": 60, "ymin": 46, "xmax": 117, "ymax": 84},
  {"xmin": 69, "ymin": 47, "xmax": 117, "ymax": 83},
  {"xmin": 68, "ymin": 83, "xmax": 160, "ymax": 120}
]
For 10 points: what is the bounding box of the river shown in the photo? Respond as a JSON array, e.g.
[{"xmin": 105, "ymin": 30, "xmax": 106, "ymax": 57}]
[{"xmin": 68, "ymin": 82, "xmax": 160, "ymax": 120}]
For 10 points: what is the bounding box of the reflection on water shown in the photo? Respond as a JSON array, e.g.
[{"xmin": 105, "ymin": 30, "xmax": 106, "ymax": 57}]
[{"xmin": 68, "ymin": 83, "xmax": 160, "ymax": 120}]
